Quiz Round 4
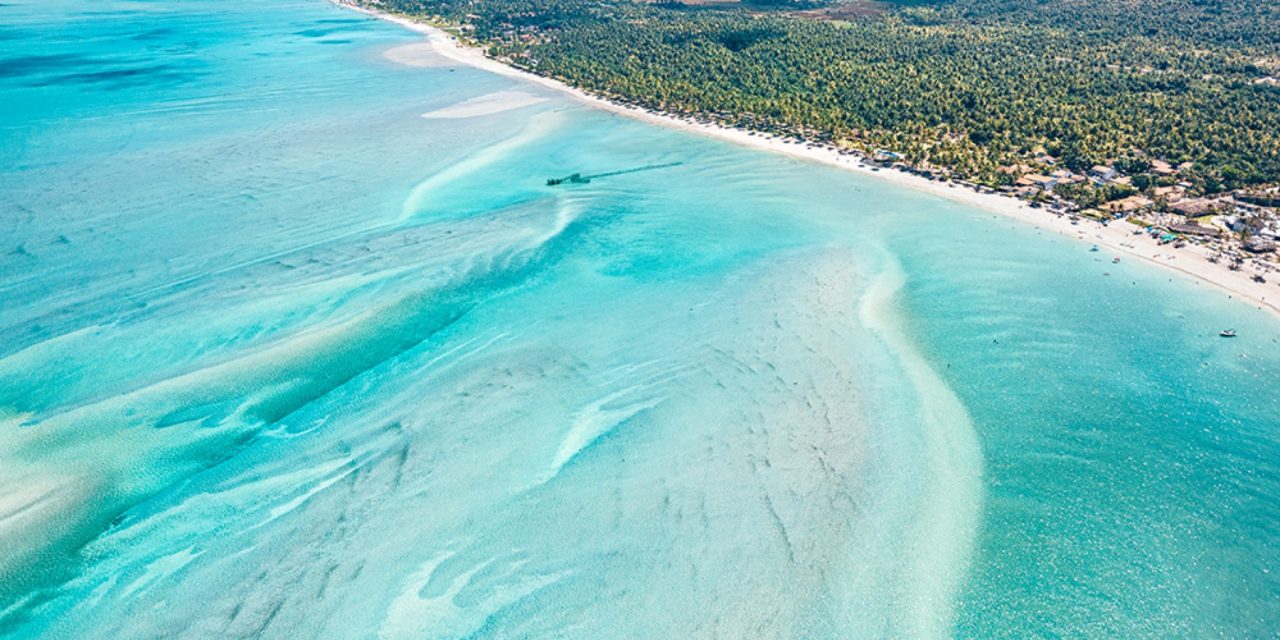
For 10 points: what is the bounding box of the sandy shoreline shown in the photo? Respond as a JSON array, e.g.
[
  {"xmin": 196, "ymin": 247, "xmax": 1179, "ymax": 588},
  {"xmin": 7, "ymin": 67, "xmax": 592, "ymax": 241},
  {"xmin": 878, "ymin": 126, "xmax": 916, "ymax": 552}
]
[{"xmin": 337, "ymin": 0, "xmax": 1279, "ymax": 319}]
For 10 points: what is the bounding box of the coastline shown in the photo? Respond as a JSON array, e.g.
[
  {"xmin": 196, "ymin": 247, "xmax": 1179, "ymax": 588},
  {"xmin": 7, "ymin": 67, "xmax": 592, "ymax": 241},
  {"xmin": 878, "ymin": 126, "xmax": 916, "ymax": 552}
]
[{"xmin": 337, "ymin": 0, "xmax": 1279, "ymax": 320}]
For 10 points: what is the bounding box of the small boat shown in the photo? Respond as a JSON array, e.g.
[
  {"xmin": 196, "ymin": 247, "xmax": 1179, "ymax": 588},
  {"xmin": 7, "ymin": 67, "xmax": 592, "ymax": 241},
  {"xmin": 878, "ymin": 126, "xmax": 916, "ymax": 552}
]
[
  {"xmin": 1220, "ymin": 329, "xmax": 1238, "ymax": 338},
  {"xmin": 1112, "ymin": 257, "xmax": 1120, "ymax": 264},
  {"xmin": 1090, "ymin": 245, "xmax": 1099, "ymax": 252},
  {"xmin": 546, "ymin": 172, "xmax": 591, "ymax": 186}
]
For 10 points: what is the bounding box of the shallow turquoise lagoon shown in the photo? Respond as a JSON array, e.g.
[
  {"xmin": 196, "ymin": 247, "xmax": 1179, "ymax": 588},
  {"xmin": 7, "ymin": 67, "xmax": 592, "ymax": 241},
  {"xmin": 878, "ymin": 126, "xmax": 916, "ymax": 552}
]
[{"xmin": 2, "ymin": 0, "xmax": 1278, "ymax": 637}]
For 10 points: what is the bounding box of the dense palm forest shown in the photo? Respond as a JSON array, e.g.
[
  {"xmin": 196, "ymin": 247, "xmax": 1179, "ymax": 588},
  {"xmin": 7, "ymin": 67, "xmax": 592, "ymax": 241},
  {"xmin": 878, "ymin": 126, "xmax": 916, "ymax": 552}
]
[{"xmin": 369, "ymin": 0, "xmax": 1280, "ymax": 195}]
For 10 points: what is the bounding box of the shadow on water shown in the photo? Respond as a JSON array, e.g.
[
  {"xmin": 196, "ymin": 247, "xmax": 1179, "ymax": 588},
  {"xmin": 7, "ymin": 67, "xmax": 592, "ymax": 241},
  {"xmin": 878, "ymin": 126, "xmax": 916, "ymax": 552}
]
[
  {"xmin": 0, "ymin": 53, "xmax": 98, "ymax": 78},
  {"xmin": 0, "ymin": 53, "xmax": 202, "ymax": 89}
]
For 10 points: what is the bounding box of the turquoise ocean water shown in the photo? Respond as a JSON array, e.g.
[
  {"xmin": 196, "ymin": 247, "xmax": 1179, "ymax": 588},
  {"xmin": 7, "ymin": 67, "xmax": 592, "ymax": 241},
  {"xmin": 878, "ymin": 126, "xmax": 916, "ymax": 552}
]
[{"xmin": 2, "ymin": 0, "xmax": 1278, "ymax": 636}]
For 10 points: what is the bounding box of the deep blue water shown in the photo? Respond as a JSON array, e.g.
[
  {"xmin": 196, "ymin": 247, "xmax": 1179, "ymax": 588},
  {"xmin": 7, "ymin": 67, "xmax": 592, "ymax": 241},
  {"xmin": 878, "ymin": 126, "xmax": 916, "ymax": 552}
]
[{"xmin": 2, "ymin": 0, "xmax": 1278, "ymax": 637}]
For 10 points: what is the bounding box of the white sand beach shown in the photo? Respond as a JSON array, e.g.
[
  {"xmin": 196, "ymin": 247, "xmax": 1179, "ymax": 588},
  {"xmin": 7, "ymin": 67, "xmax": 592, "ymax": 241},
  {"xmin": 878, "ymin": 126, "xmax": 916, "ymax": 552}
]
[{"xmin": 344, "ymin": 0, "xmax": 1280, "ymax": 319}]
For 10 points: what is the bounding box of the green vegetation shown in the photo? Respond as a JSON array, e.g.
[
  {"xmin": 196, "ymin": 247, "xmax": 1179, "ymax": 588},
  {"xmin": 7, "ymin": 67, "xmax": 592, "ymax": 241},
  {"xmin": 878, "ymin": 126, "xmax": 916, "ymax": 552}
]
[{"xmin": 370, "ymin": 0, "xmax": 1280, "ymax": 194}]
